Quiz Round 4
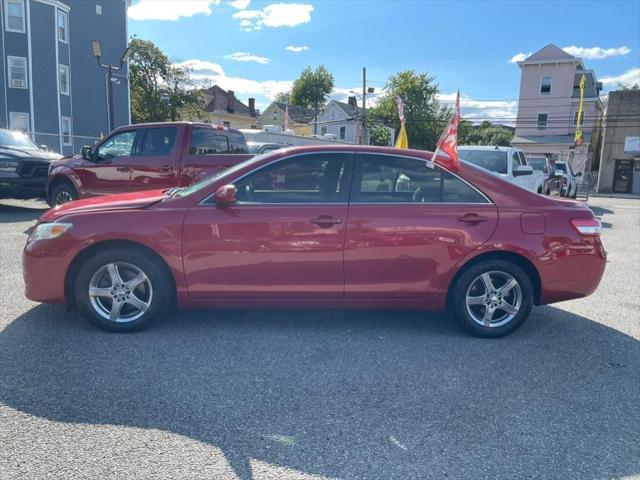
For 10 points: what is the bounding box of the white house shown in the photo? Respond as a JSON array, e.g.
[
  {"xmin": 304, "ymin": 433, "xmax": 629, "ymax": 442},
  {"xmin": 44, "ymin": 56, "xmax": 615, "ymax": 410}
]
[{"xmin": 317, "ymin": 98, "xmax": 394, "ymax": 145}]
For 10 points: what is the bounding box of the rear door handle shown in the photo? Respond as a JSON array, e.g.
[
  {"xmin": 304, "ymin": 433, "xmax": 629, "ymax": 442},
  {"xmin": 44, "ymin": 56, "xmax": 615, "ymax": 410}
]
[
  {"xmin": 159, "ymin": 165, "xmax": 175, "ymax": 173},
  {"xmin": 310, "ymin": 216, "xmax": 342, "ymax": 228},
  {"xmin": 458, "ymin": 213, "xmax": 489, "ymax": 224},
  {"xmin": 116, "ymin": 166, "xmax": 129, "ymax": 172}
]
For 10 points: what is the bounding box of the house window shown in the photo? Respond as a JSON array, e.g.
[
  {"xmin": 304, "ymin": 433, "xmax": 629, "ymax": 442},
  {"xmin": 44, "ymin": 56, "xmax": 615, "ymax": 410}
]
[
  {"xmin": 339, "ymin": 126, "xmax": 346, "ymax": 140},
  {"xmin": 7, "ymin": 56, "xmax": 28, "ymax": 89},
  {"xmin": 540, "ymin": 76, "xmax": 552, "ymax": 95},
  {"xmin": 96, "ymin": 4, "xmax": 102, "ymax": 15},
  {"xmin": 57, "ymin": 10, "xmax": 68, "ymax": 43},
  {"xmin": 537, "ymin": 113, "xmax": 548, "ymax": 130},
  {"xmin": 61, "ymin": 116, "xmax": 72, "ymax": 145},
  {"xmin": 59, "ymin": 64, "xmax": 69, "ymax": 95},
  {"xmin": 223, "ymin": 121, "xmax": 231, "ymax": 127},
  {"xmin": 4, "ymin": 0, "xmax": 25, "ymax": 33},
  {"xmin": 321, "ymin": 126, "xmax": 327, "ymax": 135},
  {"xmin": 9, "ymin": 112, "xmax": 29, "ymax": 132},
  {"xmin": 574, "ymin": 111, "xmax": 585, "ymax": 126}
]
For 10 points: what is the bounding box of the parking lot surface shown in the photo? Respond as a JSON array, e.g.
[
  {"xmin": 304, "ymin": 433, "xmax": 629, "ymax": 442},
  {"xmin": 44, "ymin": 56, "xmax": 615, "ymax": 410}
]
[{"xmin": 1, "ymin": 197, "xmax": 639, "ymax": 480}]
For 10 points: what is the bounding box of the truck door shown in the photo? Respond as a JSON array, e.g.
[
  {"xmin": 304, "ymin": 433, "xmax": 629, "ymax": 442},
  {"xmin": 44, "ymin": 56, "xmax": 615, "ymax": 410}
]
[{"xmin": 129, "ymin": 126, "xmax": 180, "ymax": 191}]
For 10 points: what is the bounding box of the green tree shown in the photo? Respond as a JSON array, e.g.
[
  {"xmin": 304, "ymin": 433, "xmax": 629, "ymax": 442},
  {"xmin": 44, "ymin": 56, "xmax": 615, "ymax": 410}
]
[
  {"xmin": 289, "ymin": 65, "xmax": 334, "ymax": 111},
  {"xmin": 129, "ymin": 37, "xmax": 203, "ymax": 123},
  {"xmin": 458, "ymin": 121, "xmax": 514, "ymax": 147},
  {"xmin": 367, "ymin": 121, "xmax": 392, "ymax": 146},
  {"xmin": 619, "ymin": 83, "xmax": 639, "ymax": 90},
  {"xmin": 368, "ymin": 70, "xmax": 450, "ymax": 150},
  {"xmin": 274, "ymin": 92, "xmax": 290, "ymax": 103}
]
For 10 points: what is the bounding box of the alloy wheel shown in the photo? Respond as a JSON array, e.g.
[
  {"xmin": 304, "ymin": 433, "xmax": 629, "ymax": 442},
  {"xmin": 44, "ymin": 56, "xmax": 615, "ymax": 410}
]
[
  {"xmin": 465, "ymin": 271, "xmax": 522, "ymax": 328},
  {"xmin": 88, "ymin": 262, "xmax": 153, "ymax": 323},
  {"xmin": 55, "ymin": 190, "xmax": 74, "ymax": 205}
]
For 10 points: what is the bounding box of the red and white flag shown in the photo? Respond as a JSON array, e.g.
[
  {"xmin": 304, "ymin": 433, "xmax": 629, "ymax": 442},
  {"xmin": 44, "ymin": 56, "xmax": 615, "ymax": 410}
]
[{"xmin": 433, "ymin": 90, "xmax": 460, "ymax": 170}]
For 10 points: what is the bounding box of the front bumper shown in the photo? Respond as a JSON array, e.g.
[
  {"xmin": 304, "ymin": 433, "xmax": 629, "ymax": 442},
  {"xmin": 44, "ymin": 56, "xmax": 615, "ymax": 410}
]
[
  {"xmin": 23, "ymin": 238, "xmax": 73, "ymax": 304},
  {"xmin": 0, "ymin": 176, "xmax": 47, "ymax": 199}
]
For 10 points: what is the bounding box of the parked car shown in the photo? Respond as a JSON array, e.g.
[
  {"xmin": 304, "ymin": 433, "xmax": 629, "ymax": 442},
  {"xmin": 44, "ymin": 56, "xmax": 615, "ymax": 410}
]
[
  {"xmin": 24, "ymin": 145, "xmax": 606, "ymax": 338},
  {"xmin": 526, "ymin": 155, "xmax": 562, "ymax": 196},
  {"xmin": 46, "ymin": 122, "xmax": 253, "ymax": 206},
  {"xmin": 0, "ymin": 129, "xmax": 61, "ymax": 200},
  {"xmin": 554, "ymin": 161, "xmax": 578, "ymax": 198},
  {"xmin": 458, "ymin": 146, "xmax": 545, "ymax": 194},
  {"xmin": 247, "ymin": 141, "xmax": 289, "ymax": 155}
]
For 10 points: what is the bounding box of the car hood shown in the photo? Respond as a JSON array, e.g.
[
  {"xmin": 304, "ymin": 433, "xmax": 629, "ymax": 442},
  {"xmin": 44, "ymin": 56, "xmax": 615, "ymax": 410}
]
[
  {"xmin": 49, "ymin": 153, "xmax": 85, "ymax": 169},
  {"xmin": 0, "ymin": 146, "xmax": 62, "ymax": 161},
  {"xmin": 40, "ymin": 189, "xmax": 167, "ymax": 222}
]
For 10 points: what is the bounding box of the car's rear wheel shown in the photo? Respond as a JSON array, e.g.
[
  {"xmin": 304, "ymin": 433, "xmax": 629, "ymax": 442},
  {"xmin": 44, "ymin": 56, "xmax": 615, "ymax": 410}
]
[
  {"xmin": 50, "ymin": 182, "xmax": 78, "ymax": 207},
  {"xmin": 450, "ymin": 259, "xmax": 533, "ymax": 338},
  {"xmin": 75, "ymin": 247, "xmax": 171, "ymax": 332}
]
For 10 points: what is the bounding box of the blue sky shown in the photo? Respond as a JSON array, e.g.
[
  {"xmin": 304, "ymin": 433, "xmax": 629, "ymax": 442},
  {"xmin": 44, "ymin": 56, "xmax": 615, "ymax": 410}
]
[{"xmin": 128, "ymin": 0, "xmax": 640, "ymax": 120}]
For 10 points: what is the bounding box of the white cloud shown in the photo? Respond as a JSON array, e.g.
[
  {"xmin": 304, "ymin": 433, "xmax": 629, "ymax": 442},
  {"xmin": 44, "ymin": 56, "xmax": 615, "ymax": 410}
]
[
  {"xmin": 438, "ymin": 92, "xmax": 518, "ymax": 124},
  {"xmin": 224, "ymin": 52, "xmax": 270, "ymax": 64},
  {"xmin": 128, "ymin": 0, "xmax": 221, "ymax": 21},
  {"xmin": 600, "ymin": 68, "xmax": 640, "ymax": 88},
  {"xmin": 562, "ymin": 45, "xmax": 631, "ymax": 59},
  {"xmin": 229, "ymin": 0, "xmax": 250, "ymax": 9},
  {"xmin": 233, "ymin": 3, "xmax": 313, "ymax": 31},
  {"xmin": 508, "ymin": 52, "xmax": 533, "ymax": 64},
  {"xmin": 285, "ymin": 45, "xmax": 309, "ymax": 53},
  {"xmin": 176, "ymin": 59, "xmax": 293, "ymax": 100}
]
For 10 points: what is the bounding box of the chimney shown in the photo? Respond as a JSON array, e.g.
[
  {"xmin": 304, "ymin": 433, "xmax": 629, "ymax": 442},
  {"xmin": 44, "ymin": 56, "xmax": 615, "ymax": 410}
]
[
  {"xmin": 348, "ymin": 96, "xmax": 357, "ymax": 108},
  {"xmin": 248, "ymin": 98, "xmax": 256, "ymax": 117},
  {"xmin": 227, "ymin": 90, "xmax": 235, "ymax": 113}
]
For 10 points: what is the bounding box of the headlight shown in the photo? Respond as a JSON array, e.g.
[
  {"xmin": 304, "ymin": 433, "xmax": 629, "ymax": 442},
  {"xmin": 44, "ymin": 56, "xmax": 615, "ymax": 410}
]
[
  {"xmin": 27, "ymin": 222, "xmax": 73, "ymax": 242},
  {"xmin": 0, "ymin": 160, "xmax": 19, "ymax": 171}
]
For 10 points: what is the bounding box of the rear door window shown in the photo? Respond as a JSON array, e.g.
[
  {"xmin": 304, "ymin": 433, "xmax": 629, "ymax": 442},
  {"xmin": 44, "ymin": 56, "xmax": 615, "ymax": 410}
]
[
  {"xmin": 189, "ymin": 127, "xmax": 230, "ymax": 155},
  {"xmin": 139, "ymin": 127, "xmax": 177, "ymax": 157}
]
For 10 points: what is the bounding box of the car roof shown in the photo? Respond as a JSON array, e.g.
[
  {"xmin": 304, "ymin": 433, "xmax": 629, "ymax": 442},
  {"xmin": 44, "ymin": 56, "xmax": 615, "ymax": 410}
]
[
  {"xmin": 114, "ymin": 121, "xmax": 244, "ymax": 134},
  {"xmin": 458, "ymin": 145, "xmax": 512, "ymax": 152}
]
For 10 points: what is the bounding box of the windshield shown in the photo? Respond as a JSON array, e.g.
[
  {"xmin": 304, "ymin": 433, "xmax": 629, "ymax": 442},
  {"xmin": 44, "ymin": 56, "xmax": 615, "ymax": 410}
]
[
  {"xmin": 172, "ymin": 152, "xmax": 269, "ymax": 197},
  {"xmin": 458, "ymin": 150, "xmax": 508, "ymax": 174},
  {"xmin": 0, "ymin": 130, "xmax": 40, "ymax": 150},
  {"xmin": 528, "ymin": 158, "xmax": 546, "ymax": 172}
]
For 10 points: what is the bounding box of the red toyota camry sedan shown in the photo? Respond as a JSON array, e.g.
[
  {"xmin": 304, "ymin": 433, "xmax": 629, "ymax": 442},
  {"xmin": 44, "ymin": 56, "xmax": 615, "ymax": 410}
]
[{"xmin": 23, "ymin": 146, "xmax": 605, "ymax": 337}]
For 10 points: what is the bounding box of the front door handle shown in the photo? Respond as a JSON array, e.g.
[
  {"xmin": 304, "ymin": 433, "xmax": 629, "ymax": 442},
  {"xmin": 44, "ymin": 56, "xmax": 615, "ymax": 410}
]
[
  {"xmin": 310, "ymin": 215, "xmax": 342, "ymax": 228},
  {"xmin": 458, "ymin": 213, "xmax": 488, "ymax": 225},
  {"xmin": 159, "ymin": 165, "xmax": 175, "ymax": 173}
]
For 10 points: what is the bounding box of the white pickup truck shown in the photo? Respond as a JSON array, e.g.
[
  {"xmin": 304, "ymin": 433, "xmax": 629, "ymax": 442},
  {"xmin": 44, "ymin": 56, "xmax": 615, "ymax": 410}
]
[{"xmin": 458, "ymin": 146, "xmax": 545, "ymax": 194}]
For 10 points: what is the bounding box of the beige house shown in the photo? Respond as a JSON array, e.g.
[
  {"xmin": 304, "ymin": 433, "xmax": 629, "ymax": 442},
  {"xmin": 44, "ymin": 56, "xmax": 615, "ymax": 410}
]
[
  {"xmin": 256, "ymin": 102, "xmax": 315, "ymax": 136},
  {"xmin": 511, "ymin": 44, "xmax": 604, "ymax": 173},
  {"xmin": 198, "ymin": 85, "xmax": 258, "ymax": 129}
]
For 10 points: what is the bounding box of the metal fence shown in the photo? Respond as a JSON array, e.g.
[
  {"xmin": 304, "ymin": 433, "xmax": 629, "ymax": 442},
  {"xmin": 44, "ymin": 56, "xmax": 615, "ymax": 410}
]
[{"xmin": 576, "ymin": 171, "xmax": 599, "ymax": 199}]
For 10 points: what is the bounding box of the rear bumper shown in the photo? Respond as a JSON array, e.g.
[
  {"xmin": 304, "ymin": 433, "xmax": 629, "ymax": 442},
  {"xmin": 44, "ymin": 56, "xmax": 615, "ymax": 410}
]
[
  {"xmin": 0, "ymin": 176, "xmax": 47, "ymax": 199},
  {"xmin": 538, "ymin": 237, "xmax": 606, "ymax": 304}
]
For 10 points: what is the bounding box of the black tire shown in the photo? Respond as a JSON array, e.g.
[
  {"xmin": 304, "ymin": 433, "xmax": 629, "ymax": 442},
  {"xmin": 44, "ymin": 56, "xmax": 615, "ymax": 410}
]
[
  {"xmin": 74, "ymin": 247, "xmax": 172, "ymax": 332},
  {"xmin": 449, "ymin": 259, "xmax": 534, "ymax": 338},
  {"xmin": 50, "ymin": 182, "xmax": 78, "ymax": 207}
]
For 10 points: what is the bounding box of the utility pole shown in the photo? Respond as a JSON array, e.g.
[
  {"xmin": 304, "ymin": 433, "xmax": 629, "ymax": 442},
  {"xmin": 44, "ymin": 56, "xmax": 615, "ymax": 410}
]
[{"xmin": 362, "ymin": 67, "xmax": 367, "ymax": 145}]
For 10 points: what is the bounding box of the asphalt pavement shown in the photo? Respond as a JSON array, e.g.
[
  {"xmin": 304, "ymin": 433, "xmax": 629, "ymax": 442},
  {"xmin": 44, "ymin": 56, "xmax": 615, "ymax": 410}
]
[{"xmin": 0, "ymin": 196, "xmax": 638, "ymax": 480}]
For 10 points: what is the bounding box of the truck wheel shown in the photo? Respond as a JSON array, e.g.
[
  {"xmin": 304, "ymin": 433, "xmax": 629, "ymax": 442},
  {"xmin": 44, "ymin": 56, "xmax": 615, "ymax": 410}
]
[
  {"xmin": 50, "ymin": 183, "xmax": 78, "ymax": 206},
  {"xmin": 74, "ymin": 247, "xmax": 171, "ymax": 332}
]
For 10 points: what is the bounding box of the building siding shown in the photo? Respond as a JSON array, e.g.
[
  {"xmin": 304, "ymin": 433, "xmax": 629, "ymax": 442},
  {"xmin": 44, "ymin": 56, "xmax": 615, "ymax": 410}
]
[{"xmin": 1, "ymin": 0, "xmax": 129, "ymax": 154}]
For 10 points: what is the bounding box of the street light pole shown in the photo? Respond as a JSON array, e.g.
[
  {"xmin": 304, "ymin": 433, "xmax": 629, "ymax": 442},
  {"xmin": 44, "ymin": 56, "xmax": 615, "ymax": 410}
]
[
  {"xmin": 362, "ymin": 67, "xmax": 367, "ymax": 145},
  {"xmin": 92, "ymin": 40, "xmax": 130, "ymax": 133}
]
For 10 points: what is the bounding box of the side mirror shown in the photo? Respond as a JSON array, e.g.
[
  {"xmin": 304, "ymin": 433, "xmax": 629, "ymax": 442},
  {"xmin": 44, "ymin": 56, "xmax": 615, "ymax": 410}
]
[
  {"xmin": 40, "ymin": 144, "xmax": 49, "ymax": 151},
  {"xmin": 81, "ymin": 145, "xmax": 93, "ymax": 161},
  {"xmin": 513, "ymin": 165, "xmax": 534, "ymax": 177},
  {"xmin": 213, "ymin": 184, "xmax": 237, "ymax": 206}
]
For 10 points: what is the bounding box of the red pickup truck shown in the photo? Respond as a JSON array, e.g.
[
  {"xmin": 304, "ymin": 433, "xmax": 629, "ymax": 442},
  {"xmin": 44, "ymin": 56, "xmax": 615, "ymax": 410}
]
[{"xmin": 46, "ymin": 122, "xmax": 253, "ymax": 206}]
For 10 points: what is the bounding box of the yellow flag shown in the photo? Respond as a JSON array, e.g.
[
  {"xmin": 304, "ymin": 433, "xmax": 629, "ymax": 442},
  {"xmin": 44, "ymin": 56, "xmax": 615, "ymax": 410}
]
[
  {"xmin": 574, "ymin": 74, "xmax": 585, "ymax": 145},
  {"xmin": 395, "ymin": 122, "xmax": 408, "ymax": 149}
]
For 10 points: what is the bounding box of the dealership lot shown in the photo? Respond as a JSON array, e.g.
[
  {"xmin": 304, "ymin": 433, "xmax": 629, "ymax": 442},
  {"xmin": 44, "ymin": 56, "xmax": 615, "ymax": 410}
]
[{"xmin": 0, "ymin": 197, "xmax": 638, "ymax": 479}]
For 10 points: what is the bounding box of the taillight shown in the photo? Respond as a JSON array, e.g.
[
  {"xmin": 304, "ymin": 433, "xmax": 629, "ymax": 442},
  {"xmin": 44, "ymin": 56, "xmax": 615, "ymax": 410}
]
[{"xmin": 570, "ymin": 218, "xmax": 601, "ymax": 236}]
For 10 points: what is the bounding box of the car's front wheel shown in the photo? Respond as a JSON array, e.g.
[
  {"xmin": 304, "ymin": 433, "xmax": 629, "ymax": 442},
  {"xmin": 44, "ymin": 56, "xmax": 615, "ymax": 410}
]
[
  {"xmin": 450, "ymin": 259, "xmax": 534, "ymax": 338},
  {"xmin": 50, "ymin": 182, "xmax": 78, "ymax": 207},
  {"xmin": 74, "ymin": 247, "xmax": 171, "ymax": 332}
]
